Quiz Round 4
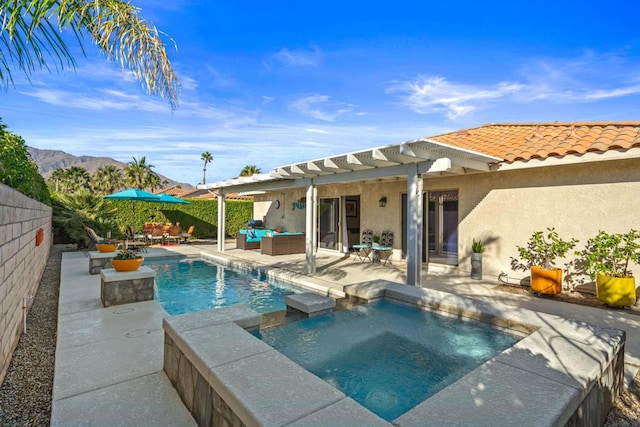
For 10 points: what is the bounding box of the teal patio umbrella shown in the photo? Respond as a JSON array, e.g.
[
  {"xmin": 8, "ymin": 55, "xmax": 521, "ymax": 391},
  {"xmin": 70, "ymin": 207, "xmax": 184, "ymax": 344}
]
[
  {"xmin": 157, "ymin": 193, "xmax": 190, "ymax": 204},
  {"xmin": 104, "ymin": 188, "xmax": 162, "ymax": 224}
]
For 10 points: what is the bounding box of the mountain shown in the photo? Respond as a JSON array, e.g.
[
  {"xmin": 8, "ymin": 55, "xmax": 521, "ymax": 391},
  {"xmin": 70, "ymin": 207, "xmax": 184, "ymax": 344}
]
[{"xmin": 27, "ymin": 147, "xmax": 194, "ymax": 190}]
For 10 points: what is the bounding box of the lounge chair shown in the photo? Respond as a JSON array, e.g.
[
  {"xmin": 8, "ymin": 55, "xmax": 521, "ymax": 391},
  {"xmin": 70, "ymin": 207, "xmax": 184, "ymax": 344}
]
[{"xmin": 352, "ymin": 229, "xmax": 373, "ymax": 262}]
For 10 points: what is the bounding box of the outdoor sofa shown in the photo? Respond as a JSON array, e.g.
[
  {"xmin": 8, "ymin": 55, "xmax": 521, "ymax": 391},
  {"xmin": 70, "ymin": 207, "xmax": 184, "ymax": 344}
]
[{"xmin": 260, "ymin": 232, "xmax": 305, "ymax": 255}]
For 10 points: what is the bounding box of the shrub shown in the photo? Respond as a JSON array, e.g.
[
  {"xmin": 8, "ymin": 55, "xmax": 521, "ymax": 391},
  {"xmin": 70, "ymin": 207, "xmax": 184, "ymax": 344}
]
[{"xmin": 0, "ymin": 120, "xmax": 51, "ymax": 205}]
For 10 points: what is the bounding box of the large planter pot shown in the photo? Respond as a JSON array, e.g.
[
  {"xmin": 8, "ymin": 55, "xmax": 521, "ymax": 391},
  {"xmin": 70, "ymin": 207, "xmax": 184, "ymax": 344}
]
[
  {"xmin": 96, "ymin": 243, "xmax": 117, "ymax": 253},
  {"xmin": 470, "ymin": 252, "xmax": 483, "ymax": 280},
  {"xmin": 531, "ymin": 265, "xmax": 562, "ymax": 295},
  {"xmin": 596, "ymin": 274, "xmax": 637, "ymax": 307},
  {"xmin": 110, "ymin": 258, "xmax": 144, "ymax": 272}
]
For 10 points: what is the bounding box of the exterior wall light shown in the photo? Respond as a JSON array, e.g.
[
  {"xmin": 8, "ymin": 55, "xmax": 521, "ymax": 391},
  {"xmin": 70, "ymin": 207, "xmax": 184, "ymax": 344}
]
[{"xmin": 379, "ymin": 197, "xmax": 387, "ymax": 207}]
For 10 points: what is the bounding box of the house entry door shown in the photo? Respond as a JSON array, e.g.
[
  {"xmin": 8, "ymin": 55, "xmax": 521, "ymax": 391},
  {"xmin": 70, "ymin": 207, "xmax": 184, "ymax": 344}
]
[
  {"xmin": 318, "ymin": 198, "xmax": 339, "ymax": 250},
  {"xmin": 428, "ymin": 190, "xmax": 458, "ymax": 265}
]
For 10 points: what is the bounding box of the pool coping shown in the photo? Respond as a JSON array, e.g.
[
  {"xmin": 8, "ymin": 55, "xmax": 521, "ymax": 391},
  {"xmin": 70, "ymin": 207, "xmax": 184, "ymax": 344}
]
[{"xmin": 162, "ymin": 279, "xmax": 625, "ymax": 426}]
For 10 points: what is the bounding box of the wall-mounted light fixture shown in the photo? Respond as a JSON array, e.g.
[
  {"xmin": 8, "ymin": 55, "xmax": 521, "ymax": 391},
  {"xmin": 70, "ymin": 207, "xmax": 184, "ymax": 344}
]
[{"xmin": 378, "ymin": 196, "xmax": 387, "ymax": 207}]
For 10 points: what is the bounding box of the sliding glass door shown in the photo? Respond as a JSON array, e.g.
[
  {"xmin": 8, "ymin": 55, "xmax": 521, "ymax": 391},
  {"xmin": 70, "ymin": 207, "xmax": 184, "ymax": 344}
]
[
  {"xmin": 318, "ymin": 198, "xmax": 339, "ymax": 250},
  {"xmin": 428, "ymin": 190, "xmax": 458, "ymax": 265}
]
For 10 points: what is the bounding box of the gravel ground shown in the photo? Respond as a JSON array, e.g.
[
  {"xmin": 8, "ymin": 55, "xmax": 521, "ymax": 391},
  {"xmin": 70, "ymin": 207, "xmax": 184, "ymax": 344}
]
[
  {"xmin": 0, "ymin": 247, "xmax": 60, "ymax": 426},
  {"xmin": 0, "ymin": 248, "xmax": 638, "ymax": 425}
]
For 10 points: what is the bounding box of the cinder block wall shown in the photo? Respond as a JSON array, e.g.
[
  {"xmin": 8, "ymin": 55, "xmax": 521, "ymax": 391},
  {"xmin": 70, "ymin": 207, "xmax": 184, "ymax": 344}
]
[{"xmin": 0, "ymin": 183, "xmax": 52, "ymax": 385}]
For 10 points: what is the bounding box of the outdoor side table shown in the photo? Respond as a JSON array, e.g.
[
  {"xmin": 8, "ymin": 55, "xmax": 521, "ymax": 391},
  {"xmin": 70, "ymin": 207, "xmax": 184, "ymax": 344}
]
[{"xmin": 352, "ymin": 244, "xmax": 372, "ymax": 262}]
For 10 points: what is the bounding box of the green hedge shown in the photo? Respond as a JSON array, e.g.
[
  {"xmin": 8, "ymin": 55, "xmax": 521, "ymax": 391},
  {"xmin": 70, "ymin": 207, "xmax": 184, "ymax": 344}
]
[{"xmin": 105, "ymin": 198, "xmax": 253, "ymax": 239}]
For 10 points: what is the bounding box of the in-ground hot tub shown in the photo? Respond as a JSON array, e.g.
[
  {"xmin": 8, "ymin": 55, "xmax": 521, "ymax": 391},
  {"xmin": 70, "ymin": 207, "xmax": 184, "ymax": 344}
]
[{"xmin": 162, "ymin": 281, "xmax": 625, "ymax": 426}]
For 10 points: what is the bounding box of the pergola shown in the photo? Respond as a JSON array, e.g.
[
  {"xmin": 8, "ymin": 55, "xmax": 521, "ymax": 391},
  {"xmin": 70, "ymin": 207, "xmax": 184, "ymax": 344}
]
[{"xmin": 200, "ymin": 137, "xmax": 502, "ymax": 287}]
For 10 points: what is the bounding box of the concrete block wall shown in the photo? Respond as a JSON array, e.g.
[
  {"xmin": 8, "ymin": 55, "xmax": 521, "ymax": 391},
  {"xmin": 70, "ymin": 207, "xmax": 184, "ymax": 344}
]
[{"xmin": 0, "ymin": 183, "xmax": 52, "ymax": 385}]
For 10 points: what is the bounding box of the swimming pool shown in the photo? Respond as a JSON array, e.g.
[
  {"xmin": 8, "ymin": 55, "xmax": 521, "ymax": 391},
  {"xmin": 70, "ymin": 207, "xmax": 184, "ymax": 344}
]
[
  {"xmin": 147, "ymin": 257, "xmax": 301, "ymax": 315},
  {"xmin": 253, "ymin": 300, "xmax": 521, "ymax": 421}
]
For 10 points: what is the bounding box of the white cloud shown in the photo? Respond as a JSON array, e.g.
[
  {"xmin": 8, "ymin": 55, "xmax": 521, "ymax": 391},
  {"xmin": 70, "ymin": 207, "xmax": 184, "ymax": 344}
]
[
  {"xmin": 22, "ymin": 88, "xmax": 168, "ymax": 112},
  {"xmin": 271, "ymin": 46, "xmax": 321, "ymax": 67},
  {"xmin": 290, "ymin": 94, "xmax": 353, "ymax": 121},
  {"xmin": 389, "ymin": 76, "xmax": 523, "ymax": 119},
  {"xmin": 391, "ymin": 52, "xmax": 640, "ymax": 119}
]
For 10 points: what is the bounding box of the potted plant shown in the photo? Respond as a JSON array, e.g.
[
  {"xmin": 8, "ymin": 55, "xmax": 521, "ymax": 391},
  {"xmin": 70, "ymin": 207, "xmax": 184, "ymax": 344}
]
[
  {"xmin": 511, "ymin": 228, "xmax": 578, "ymax": 295},
  {"xmin": 96, "ymin": 243, "xmax": 117, "ymax": 253},
  {"xmin": 110, "ymin": 250, "xmax": 144, "ymax": 272},
  {"xmin": 372, "ymin": 235, "xmax": 381, "ymax": 248},
  {"xmin": 471, "ymin": 239, "xmax": 485, "ymax": 280},
  {"xmin": 575, "ymin": 230, "xmax": 639, "ymax": 307}
]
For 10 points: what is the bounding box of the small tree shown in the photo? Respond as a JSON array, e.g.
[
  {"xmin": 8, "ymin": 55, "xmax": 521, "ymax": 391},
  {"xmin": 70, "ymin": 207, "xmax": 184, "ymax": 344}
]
[
  {"xmin": 511, "ymin": 228, "xmax": 578, "ymax": 271},
  {"xmin": 576, "ymin": 230, "xmax": 640, "ymax": 279}
]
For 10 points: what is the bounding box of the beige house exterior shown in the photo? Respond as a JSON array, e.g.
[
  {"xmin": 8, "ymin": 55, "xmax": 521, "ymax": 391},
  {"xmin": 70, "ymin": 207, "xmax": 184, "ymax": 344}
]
[{"xmin": 202, "ymin": 122, "xmax": 640, "ymax": 287}]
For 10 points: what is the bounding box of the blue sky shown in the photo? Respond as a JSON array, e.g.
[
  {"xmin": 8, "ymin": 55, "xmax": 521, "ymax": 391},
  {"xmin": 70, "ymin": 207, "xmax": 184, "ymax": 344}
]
[{"xmin": 3, "ymin": 0, "xmax": 640, "ymax": 186}]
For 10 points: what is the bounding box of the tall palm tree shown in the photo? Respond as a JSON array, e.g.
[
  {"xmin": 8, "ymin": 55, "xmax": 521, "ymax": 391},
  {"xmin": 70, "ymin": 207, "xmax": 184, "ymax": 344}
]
[
  {"xmin": 1, "ymin": 0, "xmax": 180, "ymax": 109},
  {"xmin": 201, "ymin": 151, "xmax": 213, "ymax": 184},
  {"xmin": 240, "ymin": 165, "xmax": 261, "ymax": 177},
  {"xmin": 92, "ymin": 164, "xmax": 124, "ymax": 194}
]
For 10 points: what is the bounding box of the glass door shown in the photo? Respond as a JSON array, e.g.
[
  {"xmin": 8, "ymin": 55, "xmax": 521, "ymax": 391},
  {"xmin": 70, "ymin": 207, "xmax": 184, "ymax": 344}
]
[
  {"xmin": 428, "ymin": 190, "xmax": 458, "ymax": 265},
  {"xmin": 318, "ymin": 198, "xmax": 339, "ymax": 250}
]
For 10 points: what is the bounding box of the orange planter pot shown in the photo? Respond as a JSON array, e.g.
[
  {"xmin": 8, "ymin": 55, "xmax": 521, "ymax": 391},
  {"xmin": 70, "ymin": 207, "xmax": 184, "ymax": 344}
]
[
  {"xmin": 531, "ymin": 265, "xmax": 563, "ymax": 295},
  {"xmin": 96, "ymin": 243, "xmax": 118, "ymax": 253},
  {"xmin": 596, "ymin": 274, "xmax": 637, "ymax": 307},
  {"xmin": 110, "ymin": 258, "xmax": 144, "ymax": 272}
]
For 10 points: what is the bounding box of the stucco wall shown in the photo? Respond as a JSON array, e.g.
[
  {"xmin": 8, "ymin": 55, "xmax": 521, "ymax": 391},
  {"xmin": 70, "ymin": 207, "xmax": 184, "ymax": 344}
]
[
  {"xmin": 429, "ymin": 157, "xmax": 640, "ymax": 280},
  {"xmin": 0, "ymin": 183, "xmax": 52, "ymax": 385},
  {"xmin": 257, "ymin": 157, "xmax": 640, "ymax": 282}
]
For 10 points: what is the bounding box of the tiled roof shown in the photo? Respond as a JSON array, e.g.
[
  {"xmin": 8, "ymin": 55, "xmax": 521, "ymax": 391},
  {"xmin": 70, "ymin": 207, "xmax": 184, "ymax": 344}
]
[
  {"xmin": 184, "ymin": 189, "xmax": 253, "ymax": 200},
  {"xmin": 155, "ymin": 186, "xmax": 191, "ymax": 197},
  {"xmin": 430, "ymin": 122, "xmax": 640, "ymax": 163}
]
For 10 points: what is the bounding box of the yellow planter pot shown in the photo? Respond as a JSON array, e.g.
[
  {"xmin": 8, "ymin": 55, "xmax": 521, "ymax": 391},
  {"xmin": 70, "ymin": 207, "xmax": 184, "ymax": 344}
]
[
  {"xmin": 110, "ymin": 258, "xmax": 144, "ymax": 272},
  {"xmin": 531, "ymin": 265, "xmax": 563, "ymax": 295},
  {"xmin": 96, "ymin": 243, "xmax": 117, "ymax": 253},
  {"xmin": 596, "ymin": 274, "xmax": 637, "ymax": 307}
]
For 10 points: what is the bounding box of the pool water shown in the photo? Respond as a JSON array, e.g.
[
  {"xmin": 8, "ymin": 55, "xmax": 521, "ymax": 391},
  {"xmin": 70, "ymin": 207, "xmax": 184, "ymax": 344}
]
[
  {"xmin": 147, "ymin": 258, "xmax": 300, "ymax": 315},
  {"xmin": 253, "ymin": 300, "xmax": 521, "ymax": 422}
]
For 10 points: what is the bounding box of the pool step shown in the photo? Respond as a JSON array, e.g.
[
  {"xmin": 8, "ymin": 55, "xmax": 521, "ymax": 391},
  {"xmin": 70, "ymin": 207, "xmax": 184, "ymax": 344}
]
[{"xmin": 285, "ymin": 293, "xmax": 336, "ymax": 317}]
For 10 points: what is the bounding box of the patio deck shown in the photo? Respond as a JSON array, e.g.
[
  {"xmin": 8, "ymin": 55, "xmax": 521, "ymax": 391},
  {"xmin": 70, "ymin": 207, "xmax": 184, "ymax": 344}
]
[{"xmin": 51, "ymin": 241, "xmax": 640, "ymax": 425}]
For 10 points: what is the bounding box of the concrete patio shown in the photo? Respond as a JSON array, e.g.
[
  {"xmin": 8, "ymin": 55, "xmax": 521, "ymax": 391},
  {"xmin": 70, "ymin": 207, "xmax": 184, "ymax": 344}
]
[{"xmin": 51, "ymin": 242, "xmax": 640, "ymax": 425}]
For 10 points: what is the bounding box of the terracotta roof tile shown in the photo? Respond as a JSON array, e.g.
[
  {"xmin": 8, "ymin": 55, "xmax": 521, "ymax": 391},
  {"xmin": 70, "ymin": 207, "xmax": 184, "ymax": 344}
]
[{"xmin": 430, "ymin": 122, "xmax": 640, "ymax": 163}]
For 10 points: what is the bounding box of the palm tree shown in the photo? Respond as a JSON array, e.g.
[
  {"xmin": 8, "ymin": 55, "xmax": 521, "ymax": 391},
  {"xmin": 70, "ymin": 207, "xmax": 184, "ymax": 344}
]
[
  {"xmin": 201, "ymin": 151, "xmax": 213, "ymax": 184},
  {"xmin": 92, "ymin": 165, "xmax": 124, "ymax": 194},
  {"xmin": 240, "ymin": 165, "xmax": 261, "ymax": 177},
  {"xmin": 1, "ymin": 0, "xmax": 180, "ymax": 109},
  {"xmin": 67, "ymin": 166, "xmax": 91, "ymax": 191},
  {"xmin": 50, "ymin": 168, "xmax": 68, "ymax": 192},
  {"xmin": 124, "ymin": 156, "xmax": 161, "ymax": 190}
]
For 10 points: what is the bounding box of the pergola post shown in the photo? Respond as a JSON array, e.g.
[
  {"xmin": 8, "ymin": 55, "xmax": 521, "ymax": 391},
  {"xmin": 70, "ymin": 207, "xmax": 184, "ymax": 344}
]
[
  {"xmin": 305, "ymin": 183, "xmax": 316, "ymax": 274},
  {"xmin": 406, "ymin": 167, "xmax": 424, "ymax": 286},
  {"xmin": 217, "ymin": 191, "xmax": 225, "ymax": 251}
]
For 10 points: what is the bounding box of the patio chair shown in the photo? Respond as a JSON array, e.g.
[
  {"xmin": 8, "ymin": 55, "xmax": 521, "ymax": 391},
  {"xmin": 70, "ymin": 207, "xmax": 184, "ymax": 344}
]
[
  {"xmin": 180, "ymin": 225, "xmax": 194, "ymax": 243},
  {"xmin": 377, "ymin": 230, "xmax": 394, "ymax": 265},
  {"xmin": 148, "ymin": 226, "xmax": 165, "ymax": 246},
  {"xmin": 166, "ymin": 226, "xmax": 182, "ymax": 245},
  {"xmin": 125, "ymin": 225, "xmax": 148, "ymax": 253},
  {"xmin": 352, "ymin": 229, "xmax": 373, "ymax": 262}
]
